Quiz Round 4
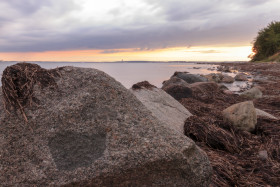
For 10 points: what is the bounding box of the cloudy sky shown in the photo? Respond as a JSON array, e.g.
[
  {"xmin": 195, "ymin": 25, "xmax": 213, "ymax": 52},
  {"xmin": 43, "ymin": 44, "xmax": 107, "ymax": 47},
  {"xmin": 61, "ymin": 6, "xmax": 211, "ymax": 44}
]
[{"xmin": 0, "ymin": 0, "xmax": 279, "ymax": 61}]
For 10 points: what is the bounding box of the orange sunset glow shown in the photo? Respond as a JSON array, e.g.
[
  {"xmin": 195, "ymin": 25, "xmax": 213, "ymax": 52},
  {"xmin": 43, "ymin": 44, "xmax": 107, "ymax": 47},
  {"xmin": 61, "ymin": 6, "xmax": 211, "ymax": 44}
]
[{"xmin": 0, "ymin": 46, "xmax": 252, "ymax": 62}]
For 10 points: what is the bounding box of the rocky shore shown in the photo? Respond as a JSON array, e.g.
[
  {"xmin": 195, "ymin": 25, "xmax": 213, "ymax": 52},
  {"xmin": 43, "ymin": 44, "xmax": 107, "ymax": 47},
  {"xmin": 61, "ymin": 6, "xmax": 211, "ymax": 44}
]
[
  {"xmin": 0, "ymin": 63, "xmax": 211, "ymax": 186},
  {"xmin": 169, "ymin": 62, "xmax": 280, "ymax": 186},
  {"xmin": 1, "ymin": 62, "xmax": 279, "ymax": 186},
  {"xmin": 131, "ymin": 62, "xmax": 280, "ymax": 186}
]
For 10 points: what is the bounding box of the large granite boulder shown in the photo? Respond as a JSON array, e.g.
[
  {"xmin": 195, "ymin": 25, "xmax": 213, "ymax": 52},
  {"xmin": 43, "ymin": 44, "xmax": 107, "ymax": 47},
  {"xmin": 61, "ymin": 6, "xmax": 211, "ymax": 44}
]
[
  {"xmin": 222, "ymin": 101, "xmax": 257, "ymax": 132},
  {"xmin": 172, "ymin": 72, "xmax": 208, "ymax": 84},
  {"xmin": 0, "ymin": 65, "xmax": 211, "ymax": 186},
  {"xmin": 131, "ymin": 83, "xmax": 192, "ymax": 134}
]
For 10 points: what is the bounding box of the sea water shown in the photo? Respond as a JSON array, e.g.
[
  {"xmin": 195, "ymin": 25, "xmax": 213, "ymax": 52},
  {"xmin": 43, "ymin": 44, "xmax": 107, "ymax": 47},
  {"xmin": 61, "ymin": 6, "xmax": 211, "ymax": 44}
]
[{"xmin": 0, "ymin": 61, "xmax": 249, "ymax": 91}]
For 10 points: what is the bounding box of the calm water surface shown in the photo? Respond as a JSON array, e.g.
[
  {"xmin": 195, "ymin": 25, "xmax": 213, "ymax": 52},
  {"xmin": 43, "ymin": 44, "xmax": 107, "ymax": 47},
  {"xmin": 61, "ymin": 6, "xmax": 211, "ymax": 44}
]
[
  {"xmin": 0, "ymin": 61, "xmax": 219, "ymax": 88},
  {"xmin": 0, "ymin": 61, "xmax": 250, "ymax": 91}
]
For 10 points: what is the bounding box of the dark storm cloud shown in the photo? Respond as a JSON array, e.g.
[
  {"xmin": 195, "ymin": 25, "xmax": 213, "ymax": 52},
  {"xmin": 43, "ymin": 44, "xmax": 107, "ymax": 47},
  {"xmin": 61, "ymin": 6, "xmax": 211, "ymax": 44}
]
[{"xmin": 0, "ymin": 0, "xmax": 279, "ymax": 52}]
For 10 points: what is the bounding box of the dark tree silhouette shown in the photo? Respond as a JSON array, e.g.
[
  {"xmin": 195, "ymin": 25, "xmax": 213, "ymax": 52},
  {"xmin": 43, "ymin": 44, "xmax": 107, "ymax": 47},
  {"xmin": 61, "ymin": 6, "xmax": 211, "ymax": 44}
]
[{"xmin": 250, "ymin": 21, "xmax": 280, "ymax": 62}]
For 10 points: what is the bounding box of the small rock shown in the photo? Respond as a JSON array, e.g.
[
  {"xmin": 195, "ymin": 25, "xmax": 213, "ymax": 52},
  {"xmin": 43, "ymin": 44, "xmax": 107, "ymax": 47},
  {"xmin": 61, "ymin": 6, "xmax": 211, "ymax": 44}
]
[
  {"xmin": 240, "ymin": 87, "xmax": 262, "ymax": 99},
  {"xmin": 222, "ymin": 101, "xmax": 257, "ymax": 132},
  {"xmin": 221, "ymin": 74, "xmax": 234, "ymax": 83},
  {"xmin": 235, "ymin": 73, "xmax": 248, "ymax": 81},
  {"xmin": 217, "ymin": 66, "xmax": 231, "ymax": 72},
  {"xmin": 204, "ymin": 73, "xmax": 223, "ymax": 83},
  {"xmin": 207, "ymin": 67, "xmax": 216, "ymax": 71},
  {"xmin": 255, "ymin": 108, "xmax": 278, "ymax": 120},
  {"xmin": 172, "ymin": 72, "xmax": 208, "ymax": 83},
  {"xmin": 258, "ymin": 150, "xmax": 268, "ymax": 161},
  {"xmin": 223, "ymin": 90, "xmax": 234, "ymax": 95},
  {"xmin": 218, "ymin": 84, "xmax": 229, "ymax": 91},
  {"xmin": 163, "ymin": 84, "xmax": 193, "ymax": 101},
  {"xmin": 162, "ymin": 77, "xmax": 189, "ymax": 90},
  {"xmin": 254, "ymin": 86, "xmax": 265, "ymax": 92}
]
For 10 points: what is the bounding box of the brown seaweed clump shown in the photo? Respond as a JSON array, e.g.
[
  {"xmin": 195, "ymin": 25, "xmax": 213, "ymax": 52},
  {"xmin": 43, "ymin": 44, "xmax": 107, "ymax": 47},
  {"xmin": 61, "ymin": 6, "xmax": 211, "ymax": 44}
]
[
  {"xmin": 132, "ymin": 81, "xmax": 157, "ymax": 90},
  {"xmin": 180, "ymin": 77, "xmax": 280, "ymax": 186},
  {"xmin": 1, "ymin": 62, "xmax": 59, "ymax": 122}
]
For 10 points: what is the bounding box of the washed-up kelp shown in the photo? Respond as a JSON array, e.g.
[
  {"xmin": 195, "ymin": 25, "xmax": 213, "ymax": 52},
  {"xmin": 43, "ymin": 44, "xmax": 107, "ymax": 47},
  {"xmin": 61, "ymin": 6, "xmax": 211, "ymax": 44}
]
[
  {"xmin": 180, "ymin": 80, "xmax": 280, "ymax": 186},
  {"xmin": 1, "ymin": 63, "xmax": 59, "ymax": 122}
]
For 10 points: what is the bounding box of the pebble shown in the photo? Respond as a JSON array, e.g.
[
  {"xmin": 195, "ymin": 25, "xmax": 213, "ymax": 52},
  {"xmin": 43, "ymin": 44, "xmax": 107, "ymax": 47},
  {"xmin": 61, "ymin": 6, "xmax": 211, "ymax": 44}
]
[{"xmin": 258, "ymin": 150, "xmax": 268, "ymax": 161}]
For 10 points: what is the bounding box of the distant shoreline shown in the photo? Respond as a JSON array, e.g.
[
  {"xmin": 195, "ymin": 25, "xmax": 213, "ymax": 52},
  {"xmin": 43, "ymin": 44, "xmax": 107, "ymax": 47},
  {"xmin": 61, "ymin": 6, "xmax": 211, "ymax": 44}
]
[{"xmin": 1, "ymin": 60, "xmax": 248, "ymax": 64}]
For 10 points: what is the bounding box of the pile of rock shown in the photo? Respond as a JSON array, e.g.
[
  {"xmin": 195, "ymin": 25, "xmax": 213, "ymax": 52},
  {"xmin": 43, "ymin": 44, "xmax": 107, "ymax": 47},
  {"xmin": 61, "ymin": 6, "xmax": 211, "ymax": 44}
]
[
  {"xmin": 0, "ymin": 64, "xmax": 212, "ymax": 186},
  {"xmin": 2, "ymin": 63, "xmax": 277, "ymax": 186},
  {"xmin": 161, "ymin": 71, "xmax": 276, "ymax": 133}
]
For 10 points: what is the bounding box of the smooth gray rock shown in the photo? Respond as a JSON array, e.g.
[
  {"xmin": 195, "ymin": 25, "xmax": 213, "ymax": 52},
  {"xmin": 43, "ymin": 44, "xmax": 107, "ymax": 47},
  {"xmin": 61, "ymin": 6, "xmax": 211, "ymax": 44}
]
[
  {"xmin": 172, "ymin": 72, "xmax": 208, "ymax": 83},
  {"xmin": 131, "ymin": 87, "xmax": 193, "ymax": 134},
  {"xmin": 240, "ymin": 87, "xmax": 263, "ymax": 99},
  {"xmin": 0, "ymin": 65, "xmax": 212, "ymax": 186},
  {"xmin": 222, "ymin": 101, "xmax": 257, "ymax": 132}
]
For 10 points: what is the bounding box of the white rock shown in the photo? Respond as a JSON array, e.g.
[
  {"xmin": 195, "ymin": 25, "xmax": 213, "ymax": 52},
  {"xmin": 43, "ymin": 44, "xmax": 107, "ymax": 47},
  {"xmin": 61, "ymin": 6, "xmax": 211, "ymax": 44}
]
[
  {"xmin": 255, "ymin": 108, "xmax": 278, "ymax": 120},
  {"xmin": 222, "ymin": 101, "xmax": 257, "ymax": 132}
]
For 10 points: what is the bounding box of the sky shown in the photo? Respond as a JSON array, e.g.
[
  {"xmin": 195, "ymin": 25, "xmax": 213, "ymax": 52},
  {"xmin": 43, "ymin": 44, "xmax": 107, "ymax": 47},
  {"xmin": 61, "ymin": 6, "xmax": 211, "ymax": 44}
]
[{"xmin": 0, "ymin": 0, "xmax": 279, "ymax": 62}]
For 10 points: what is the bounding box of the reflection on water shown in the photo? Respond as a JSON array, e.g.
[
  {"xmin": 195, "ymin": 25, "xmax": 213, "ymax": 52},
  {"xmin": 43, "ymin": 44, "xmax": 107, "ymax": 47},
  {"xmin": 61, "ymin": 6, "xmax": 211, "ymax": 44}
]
[{"xmin": 0, "ymin": 61, "xmax": 250, "ymax": 92}]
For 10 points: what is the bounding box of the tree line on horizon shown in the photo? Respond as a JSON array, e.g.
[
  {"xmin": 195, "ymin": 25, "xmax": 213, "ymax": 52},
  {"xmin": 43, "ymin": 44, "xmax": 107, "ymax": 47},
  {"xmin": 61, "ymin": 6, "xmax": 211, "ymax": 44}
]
[{"xmin": 250, "ymin": 21, "xmax": 280, "ymax": 62}]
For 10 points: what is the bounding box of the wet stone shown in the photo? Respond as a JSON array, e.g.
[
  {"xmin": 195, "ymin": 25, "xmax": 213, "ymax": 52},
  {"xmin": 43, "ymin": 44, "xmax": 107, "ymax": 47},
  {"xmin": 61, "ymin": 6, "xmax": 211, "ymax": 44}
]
[{"xmin": 48, "ymin": 131, "xmax": 106, "ymax": 171}]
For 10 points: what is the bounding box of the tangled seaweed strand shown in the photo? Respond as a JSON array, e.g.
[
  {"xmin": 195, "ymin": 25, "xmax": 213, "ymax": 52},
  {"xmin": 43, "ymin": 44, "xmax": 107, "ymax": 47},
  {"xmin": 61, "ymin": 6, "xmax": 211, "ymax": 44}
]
[
  {"xmin": 181, "ymin": 85, "xmax": 280, "ymax": 186},
  {"xmin": 1, "ymin": 63, "xmax": 59, "ymax": 122}
]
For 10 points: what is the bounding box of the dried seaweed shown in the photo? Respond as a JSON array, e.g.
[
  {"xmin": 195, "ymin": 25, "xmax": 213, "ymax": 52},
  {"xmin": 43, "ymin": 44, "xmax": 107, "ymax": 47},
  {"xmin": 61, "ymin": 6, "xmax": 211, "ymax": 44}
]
[
  {"xmin": 184, "ymin": 116, "xmax": 240, "ymax": 153},
  {"xmin": 179, "ymin": 66, "xmax": 280, "ymax": 186},
  {"xmin": 1, "ymin": 62, "xmax": 60, "ymax": 122},
  {"xmin": 132, "ymin": 81, "xmax": 156, "ymax": 90}
]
